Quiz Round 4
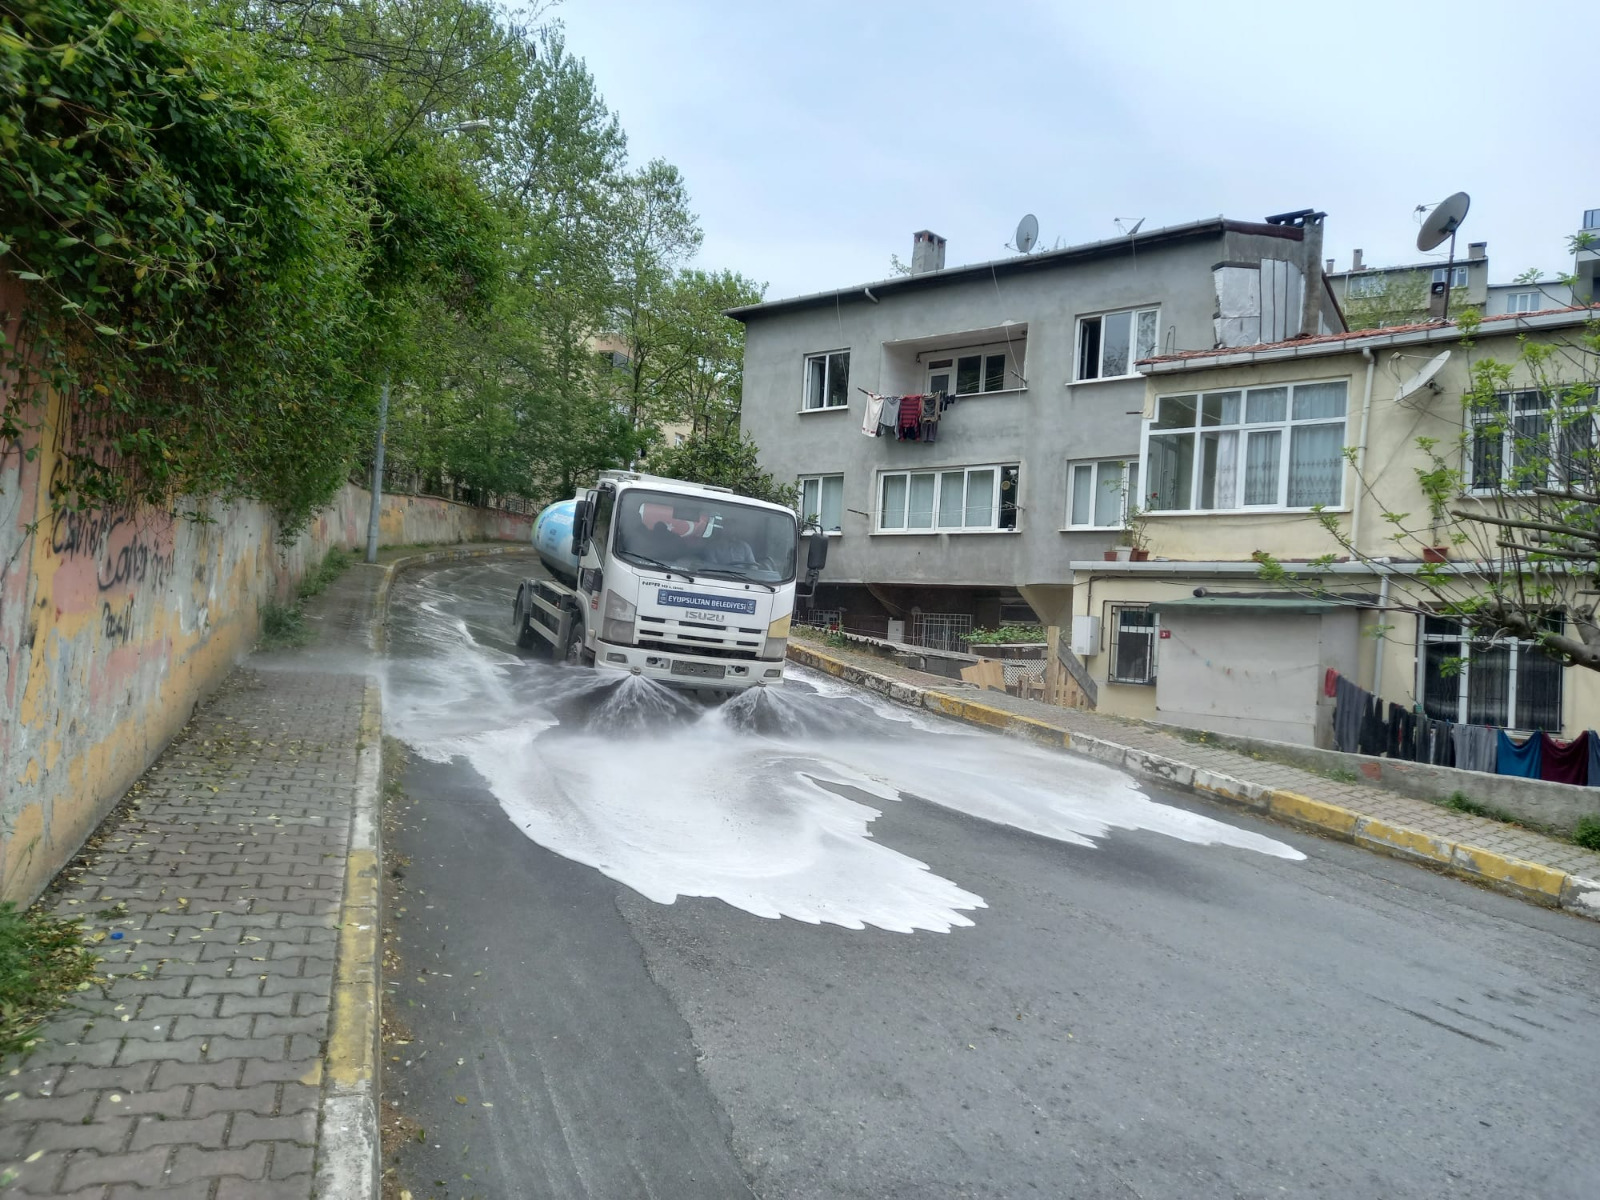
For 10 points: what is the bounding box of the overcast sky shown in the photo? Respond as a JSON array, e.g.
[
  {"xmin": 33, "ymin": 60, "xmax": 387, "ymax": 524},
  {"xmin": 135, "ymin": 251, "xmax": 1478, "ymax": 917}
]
[{"xmin": 552, "ymin": 0, "xmax": 1597, "ymax": 303}]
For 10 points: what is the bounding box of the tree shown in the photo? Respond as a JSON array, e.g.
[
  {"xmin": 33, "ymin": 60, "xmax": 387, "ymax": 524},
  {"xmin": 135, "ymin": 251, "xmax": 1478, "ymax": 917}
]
[
  {"xmin": 611, "ymin": 158, "xmax": 702, "ymax": 432},
  {"xmin": 1259, "ymin": 277, "xmax": 1600, "ymax": 673},
  {"xmin": 645, "ymin": 431, "xmax": 798, "ymax": 508},
  {"xmin": 641, "ymin": 268, "xmax": 764, "ymax": 441}
]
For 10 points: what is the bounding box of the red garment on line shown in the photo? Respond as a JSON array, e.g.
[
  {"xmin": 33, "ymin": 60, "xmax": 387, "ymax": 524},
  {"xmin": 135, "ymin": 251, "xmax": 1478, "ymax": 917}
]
[
  {"xmin": 1539, "ymin": 730, "xmax": 1590, "ymax": 784},
  {"xmin": 1324, "ymin": 667, "xmax": 1338, "ymax": 697},
  {"xmin": 898, "ymin": 394, "xmax": 923, "ymax": 433}
]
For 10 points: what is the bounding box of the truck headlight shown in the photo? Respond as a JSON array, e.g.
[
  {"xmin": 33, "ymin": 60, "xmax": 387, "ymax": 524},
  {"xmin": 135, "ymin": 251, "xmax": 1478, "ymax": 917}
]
[
  {"xmin": 601, "ymin": 591, "xmax": 636, "ymax": 643},
  {"xmin": 761, "ymin": 614, "xmax": 791, "ymax": 660}
]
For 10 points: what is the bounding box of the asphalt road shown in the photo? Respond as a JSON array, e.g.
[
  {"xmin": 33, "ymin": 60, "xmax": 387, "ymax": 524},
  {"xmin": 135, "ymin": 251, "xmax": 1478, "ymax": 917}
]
[{"xmin": 378, "ymin": 559, "xmax": 1600, "ymax": 1200}]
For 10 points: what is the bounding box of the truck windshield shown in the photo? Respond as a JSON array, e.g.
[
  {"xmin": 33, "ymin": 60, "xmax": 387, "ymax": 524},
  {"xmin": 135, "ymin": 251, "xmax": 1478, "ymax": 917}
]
[{"xmin": 612, "ymin": 490, "xmax": 797, "ymax": 585}]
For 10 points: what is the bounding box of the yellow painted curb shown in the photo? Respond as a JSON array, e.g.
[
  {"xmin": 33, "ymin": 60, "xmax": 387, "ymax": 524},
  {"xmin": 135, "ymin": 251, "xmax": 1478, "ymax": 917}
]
[
  {"xmin": 1353, "ymin": 817, "xmax": 1453, "ymax": 866},
  {"xmin": 1450, "ymin": 844, "xmax": 1566, "ymax": 902},
  {"xmin": 1266, "ymin": 790, "xmax": 1361, "ymax": 837}
]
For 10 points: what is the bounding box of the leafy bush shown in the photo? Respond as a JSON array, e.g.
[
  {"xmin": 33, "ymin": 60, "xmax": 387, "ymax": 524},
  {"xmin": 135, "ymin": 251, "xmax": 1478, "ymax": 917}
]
[
  {"xmin": 967, "ymin": 625, "xmax": 1046, "ymax": 645},
  {"xmin": 1574, "ymin": 815, "xmax": 1600, "ymax": 851},
  {"xmin": 259, "ymin": 601, "xmax": 308, "ymax": 648},
  {"xmin": 1, "ymin": 0, "xmax": 374, "ymax": 533}
]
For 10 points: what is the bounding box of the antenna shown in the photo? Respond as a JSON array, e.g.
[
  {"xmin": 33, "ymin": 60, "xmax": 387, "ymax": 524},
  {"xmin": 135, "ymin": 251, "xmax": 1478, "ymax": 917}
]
[
  {"xmin": 1014, "ymin": 214, "xmax": 1038, "ymax": 254},
  {"xmin": 1114, "ymin": 217, "xmax": 1145, "ymax": 237},
  {"xmin": 1395, "ymin": 350, "xmax": 1452, "ymax": 404},
  {"xmin": 1416, "ymin": 192, "xmax": 1470, "ymax": 320}
]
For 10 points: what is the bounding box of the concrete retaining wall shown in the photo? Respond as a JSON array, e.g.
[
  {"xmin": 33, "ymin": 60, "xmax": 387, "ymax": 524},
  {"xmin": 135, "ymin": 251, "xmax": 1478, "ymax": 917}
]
[
  {"xmin": 0, "ymin": 387, "xmax": 532, "ymax": 904},
  {"xmin": 1151, "ymin": 723, "xmax": 1600, "ymax": 834}
]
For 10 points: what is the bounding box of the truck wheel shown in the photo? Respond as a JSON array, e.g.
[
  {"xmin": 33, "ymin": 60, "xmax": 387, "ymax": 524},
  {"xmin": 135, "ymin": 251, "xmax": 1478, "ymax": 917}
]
[
  {"xmin": 562, "ymin": 621, "xmax": 594, "ymax": 667},
  {"xmin": 513, "ymin": 587, "xmax": 537, "ymax": 650}
]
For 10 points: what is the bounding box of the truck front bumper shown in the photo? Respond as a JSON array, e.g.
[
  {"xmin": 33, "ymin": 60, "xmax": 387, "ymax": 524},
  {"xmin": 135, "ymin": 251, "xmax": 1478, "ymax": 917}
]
[{"xmin": 591, "ymin": 640, "xmax": 784, "ymax": 691}]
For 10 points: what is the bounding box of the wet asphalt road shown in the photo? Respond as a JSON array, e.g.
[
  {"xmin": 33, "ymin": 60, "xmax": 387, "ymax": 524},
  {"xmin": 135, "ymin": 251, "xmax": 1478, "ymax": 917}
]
[{"xmin": 379, "ymin": 560, "xmax": 1600, "ymax": 1200}]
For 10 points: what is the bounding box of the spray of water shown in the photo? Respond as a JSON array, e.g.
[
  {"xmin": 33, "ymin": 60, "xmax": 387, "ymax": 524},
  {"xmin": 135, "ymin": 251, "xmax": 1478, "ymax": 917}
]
[{"xmin": 382, "ymin": 562, "xmax": 1303, "ymax": 934}]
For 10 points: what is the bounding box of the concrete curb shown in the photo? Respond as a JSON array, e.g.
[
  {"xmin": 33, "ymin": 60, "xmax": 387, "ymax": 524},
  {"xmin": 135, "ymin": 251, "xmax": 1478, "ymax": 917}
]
[
  {"xmin": 788, "ymin": 642, "xmax": 1600, "ymax": 922},
  {"xmin": 314, "ymin": 542, "xmax": 531, "ymax": 1199},
  {"xmin": 316, "ymin": 681, "xmax": 384, "ymax": 1200}
]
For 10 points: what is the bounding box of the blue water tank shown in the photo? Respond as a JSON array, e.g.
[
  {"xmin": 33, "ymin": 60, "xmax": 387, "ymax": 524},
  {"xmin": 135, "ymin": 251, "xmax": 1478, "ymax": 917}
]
[{"xmin": 532, "ymin": 498, "xmax": 580, "ymax": 585}]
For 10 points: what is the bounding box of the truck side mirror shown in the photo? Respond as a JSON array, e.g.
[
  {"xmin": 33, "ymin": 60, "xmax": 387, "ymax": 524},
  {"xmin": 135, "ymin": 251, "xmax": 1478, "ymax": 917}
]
[
  {"xmin": 570, "ymin": 499, "xmax": 591, "ymax": 558},
  {"xmin": 807, "ymin": 534, "xmax": 829, "ymax": 572}
]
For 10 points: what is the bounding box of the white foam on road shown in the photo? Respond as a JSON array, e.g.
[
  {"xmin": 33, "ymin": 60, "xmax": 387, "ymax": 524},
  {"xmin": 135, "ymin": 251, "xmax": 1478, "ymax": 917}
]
[{"xmin": 382, "ymin": 567, "xmax": 1302, "ymax": 934}]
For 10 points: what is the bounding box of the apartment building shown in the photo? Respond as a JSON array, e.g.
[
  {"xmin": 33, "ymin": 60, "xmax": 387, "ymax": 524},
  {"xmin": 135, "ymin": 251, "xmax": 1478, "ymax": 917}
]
[{"xmin": 732, "ymin": 212, "xmax": 1342, "ymax": 644}]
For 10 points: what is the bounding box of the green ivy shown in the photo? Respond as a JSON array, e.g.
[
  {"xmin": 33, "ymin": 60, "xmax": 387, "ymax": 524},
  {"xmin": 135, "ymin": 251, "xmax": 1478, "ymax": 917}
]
[{"xmin": 0, "ymin": 0, "xmax": 372, "ymax": 531}]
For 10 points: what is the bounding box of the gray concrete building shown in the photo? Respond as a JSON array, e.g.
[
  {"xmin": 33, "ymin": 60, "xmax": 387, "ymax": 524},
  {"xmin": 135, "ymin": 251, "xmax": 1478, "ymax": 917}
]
[{"xmin": 731, "ymin": 211, "xmax": 1342, "ymax": 643}]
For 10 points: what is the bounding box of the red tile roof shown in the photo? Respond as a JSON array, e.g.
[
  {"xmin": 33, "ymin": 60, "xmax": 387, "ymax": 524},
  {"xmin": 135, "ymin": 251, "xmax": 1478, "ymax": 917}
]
[{"xmin": 1138, "ymin": 305, "xmax": 1599, "ymax": 366}]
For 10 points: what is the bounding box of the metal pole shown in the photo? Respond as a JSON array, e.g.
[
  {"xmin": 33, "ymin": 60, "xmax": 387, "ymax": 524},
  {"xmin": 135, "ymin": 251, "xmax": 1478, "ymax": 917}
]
[
  {"xmin": 365, "ymin": 374, "xmax": 389, "ymax": 564},
  {"xmin": 1441, "ymin": 228, "xmax": 1457, "ymax": 322}
]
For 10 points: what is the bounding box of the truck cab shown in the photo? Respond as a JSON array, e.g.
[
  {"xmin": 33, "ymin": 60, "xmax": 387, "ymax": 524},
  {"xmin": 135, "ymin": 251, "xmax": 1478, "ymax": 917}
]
[{"xmin": 516, "ymin": 472, "xmax": 826, "ymax": 693}]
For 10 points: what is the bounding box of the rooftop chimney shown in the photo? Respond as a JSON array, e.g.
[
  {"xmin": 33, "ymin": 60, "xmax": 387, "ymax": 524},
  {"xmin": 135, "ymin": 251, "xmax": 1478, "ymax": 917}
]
[
  {"xmin": 1352, "ymin": 248, "xmax": 1364, "ymax": 272},
  {"xmin": 1326, "ymin": 258, "xmax": 1335, "ymax": 273},
  {"xmin": 911, "ymin": 230, "xmax": 947, "ymax": 275},
  {"xmin": 1468, "ymin": 241, "xmax": 1487, "ymax": 260}
]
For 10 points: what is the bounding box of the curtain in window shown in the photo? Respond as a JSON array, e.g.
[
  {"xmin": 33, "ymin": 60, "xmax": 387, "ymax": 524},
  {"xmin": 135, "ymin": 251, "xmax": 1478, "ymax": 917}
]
[
  {"xmin": 965, "ymin": 470, "xmax": 995, "ymax": 527},
  {"xmin": 1093, "ymin": 464, "xmax": 1123, "ymax": 525},
  {"xmin": 1466, "ymin": 643, "xmax": 1511, "ymax": 726},
  {"xmin": 907, "ymin": 474, "xmax": 936, "ymax": 528},
  {"xmin": 1136, "ymin": 310, "xmax": 1158, "ymax": 361},
  {"xmin": 938, "ymin": 472, "xmax": 965, "ymax": 528},
  {"xmin": 880, "ymin": 476, "xmax": 907, "ymax": 529},
  {"xmin": 1292, "ymin": 382, "xmax": 1347, "ymax": 420},
  {"xmin": 1287, "ymin": 424, "xmax": 1343, "ymax": 506},
  {"xmin": 1421, "ymin": 640, "xmax": 1460, "ymax": 720},
  {"xmin": 818, "ymin": 477, "xmax": 843, "ymax": 532},
  {"xmin": 1244, "ymin": 430, "xmax": 1281, "ymax": 504},
  {"xmin": 1200, "ymin": 431, "xmax": 1238, "ymax": 509},
  {"xmin": 1516, "ymin": 645, "xmax": 1563, "ymax": 730},
  {"xmin": 1070, "ymin": 464, "xmax": 1093, "ymax": 524}
]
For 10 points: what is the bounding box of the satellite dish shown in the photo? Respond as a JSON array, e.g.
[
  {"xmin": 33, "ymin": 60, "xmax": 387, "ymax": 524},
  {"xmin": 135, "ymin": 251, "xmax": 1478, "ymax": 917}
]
[
  {"xmin": 1015, "ymin": 214, "xmax": 1038, "ymax": 254},
  {"xmin": 1417, "ymin": 192, "xmax": 1470, "ymax": 252},
  {"xmin": 1395, "ymin": 350, "xmax": 1452, "ymax": 402}
]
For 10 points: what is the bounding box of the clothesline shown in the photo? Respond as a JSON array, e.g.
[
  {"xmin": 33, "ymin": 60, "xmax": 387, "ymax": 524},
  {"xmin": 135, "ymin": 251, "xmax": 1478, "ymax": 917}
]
[
  {"xmin": 1327, "ymin": 669, "xmax": 1598, "ymax": 786},
  {"xmin": 857, "ymin": 388, "xmax": 958, "ymax": 442}
]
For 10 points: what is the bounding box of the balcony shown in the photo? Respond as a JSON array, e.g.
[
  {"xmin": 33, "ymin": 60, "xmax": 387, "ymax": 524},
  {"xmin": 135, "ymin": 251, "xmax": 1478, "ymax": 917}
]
[{"xmin": 878, "ymin": 323, "xmax": 1029, "ymax": 400}]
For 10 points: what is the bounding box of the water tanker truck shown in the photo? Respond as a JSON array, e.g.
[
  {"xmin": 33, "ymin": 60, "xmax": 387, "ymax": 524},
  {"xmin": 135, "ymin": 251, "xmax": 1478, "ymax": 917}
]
[{"xmin": 514, "ymin": 471, "xmax": 828, "ymax": 693}]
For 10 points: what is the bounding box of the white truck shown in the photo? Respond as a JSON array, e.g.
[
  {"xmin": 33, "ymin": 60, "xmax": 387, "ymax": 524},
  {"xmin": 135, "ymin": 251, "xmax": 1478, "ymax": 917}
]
[{"xmin": 513, "ymin": 471, "xmax": 827, "ymax": 693}]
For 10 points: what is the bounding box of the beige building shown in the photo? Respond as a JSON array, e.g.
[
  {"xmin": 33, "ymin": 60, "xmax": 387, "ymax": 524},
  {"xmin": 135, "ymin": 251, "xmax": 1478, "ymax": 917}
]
[{"xmin": 1067, "ymin": 305, "xmax": 1600, "ymax": 746}]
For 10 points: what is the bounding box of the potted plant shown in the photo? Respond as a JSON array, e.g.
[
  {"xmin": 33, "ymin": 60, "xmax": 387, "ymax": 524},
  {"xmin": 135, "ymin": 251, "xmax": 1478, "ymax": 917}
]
[{"xmin": 1121, "ymin": 502, "xmax": 1151, "ymax": 562}]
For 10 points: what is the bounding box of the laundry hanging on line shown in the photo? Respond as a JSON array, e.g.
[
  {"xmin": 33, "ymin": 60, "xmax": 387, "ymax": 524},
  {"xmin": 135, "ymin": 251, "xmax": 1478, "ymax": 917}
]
[{"xmin": 856, "ymin": 390, "xmax": 955, "ymax": 441}]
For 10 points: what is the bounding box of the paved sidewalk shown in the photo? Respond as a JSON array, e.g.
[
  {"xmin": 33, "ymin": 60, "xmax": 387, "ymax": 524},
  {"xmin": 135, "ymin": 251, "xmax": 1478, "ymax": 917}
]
[
  {"xmin": 791, "ymin": 634, "xmax": 1600, "ymax": 915},
  {"xmin": 0, "ymin": 543, "xmax": 528, "ymax": 1198}
]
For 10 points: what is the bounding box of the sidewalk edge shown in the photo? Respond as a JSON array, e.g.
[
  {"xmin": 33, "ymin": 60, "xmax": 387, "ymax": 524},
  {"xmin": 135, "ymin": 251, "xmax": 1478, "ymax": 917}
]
[
  {"xmin": 315, "ymin": 680, "xmax": 383, "ymax": 1200},
  {"xmin": 315, "ymin": 543, "xmax": 528, "ymax": 1199},
  {"xmin": 788, "ymin": 642, "xmax": 1600, "ymax": 922}
]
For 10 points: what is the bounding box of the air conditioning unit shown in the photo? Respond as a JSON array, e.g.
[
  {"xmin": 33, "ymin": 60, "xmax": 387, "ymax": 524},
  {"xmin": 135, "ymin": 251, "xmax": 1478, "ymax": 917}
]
[{"xmin": 1070, "ymin": 614, "xmax": 1101, "ymax": 656}]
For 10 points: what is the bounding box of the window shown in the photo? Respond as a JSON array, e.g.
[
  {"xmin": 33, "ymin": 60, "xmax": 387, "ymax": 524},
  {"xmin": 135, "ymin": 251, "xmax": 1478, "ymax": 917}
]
[
  {"xmin": 797, "ymin": 474, "xmax": 844, "ymax": 534},
  {"xmin": 1067, "ymin": 459, "xmax": 1139, "ymax": 528},
  {"xmin": 1347, "ymin": 274, "xmax": 1385, "ymax": 298},
  {"xmin": 1108, "ymin": 605, "xmax": 1157, "ymax": 685},
  {"xmin": 803, "ymin": 350, "xmax": 850, "ymax": 410},
  {"xmin": 1432, "ymin": 266, "xmax": 1468, "ymax": 288},
  {"xmin": 1142, "ymin": 381, "xmax": 1348, "ymax": 512},
  {"xmin": 1419, "ymin": 615, "xmax": 1563, "ymax": 730},
  {"xmin": 1077, "ymin": 307, "xmax": 1158, "ymax": 380},
  {"xmin": 1470, "ymin": 389, "xmax": 1597, "ymax": 493},
  {"xmin": 927, "ymin": 351, "xmax": 1013, "ymax": 396},
  {"xmin": 1584, "ymin": 208, "xmax": 1600, "ymax": 231},
  {"xmin": 1505, "ymin": 291, "xmax": 1541, "ymax": 314},
  {"xmin": 878, "ymin": 465, "xmax": 1018, "ymax": 532}
]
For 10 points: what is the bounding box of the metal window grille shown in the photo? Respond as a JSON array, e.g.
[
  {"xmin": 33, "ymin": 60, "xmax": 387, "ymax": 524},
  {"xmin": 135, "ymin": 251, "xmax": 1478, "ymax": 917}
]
[
  {"xmin": 799, "ymin": 609, "xmax": 842, "ymax": 630},
  {"xmin": 1108, "ymin": 605, "xmax": 1157, "ymax": 684},
  {"xmin": 909, "ymin": 613, "xmax": 973, "ymax": 652}
]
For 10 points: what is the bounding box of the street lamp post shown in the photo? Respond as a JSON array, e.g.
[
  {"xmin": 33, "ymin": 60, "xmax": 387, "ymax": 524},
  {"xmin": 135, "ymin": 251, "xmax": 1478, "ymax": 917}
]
[{"xmin": 364, "ymin": 373, "xmax": 389, "ymax": 564}]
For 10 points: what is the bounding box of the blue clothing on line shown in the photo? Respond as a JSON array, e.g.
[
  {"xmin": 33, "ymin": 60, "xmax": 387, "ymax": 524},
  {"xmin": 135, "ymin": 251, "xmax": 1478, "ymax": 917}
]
[{"xmin": 1496, "ymin": 729, "xmax": 1543, "ymax": 778}]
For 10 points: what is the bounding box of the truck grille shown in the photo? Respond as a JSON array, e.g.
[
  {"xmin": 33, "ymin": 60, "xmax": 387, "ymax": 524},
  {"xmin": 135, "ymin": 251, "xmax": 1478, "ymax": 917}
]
[{"xmin": 637, "ymin": 614, "xmax": 762, "ymax": 658}]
